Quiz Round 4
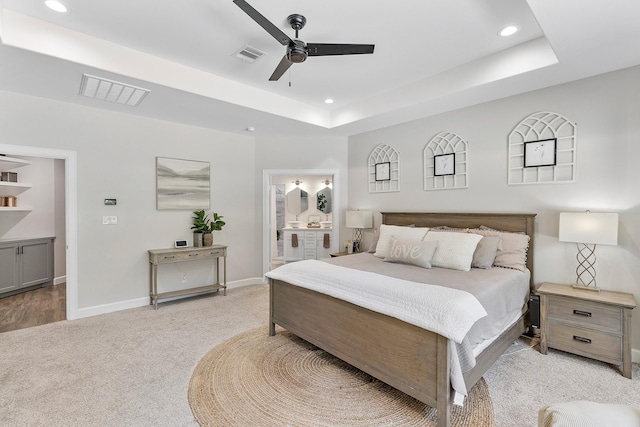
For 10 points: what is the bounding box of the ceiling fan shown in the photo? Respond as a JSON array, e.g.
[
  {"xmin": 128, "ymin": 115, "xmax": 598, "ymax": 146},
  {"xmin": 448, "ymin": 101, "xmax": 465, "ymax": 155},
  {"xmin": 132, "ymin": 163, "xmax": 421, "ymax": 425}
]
[{"xmin": 233, "ymin": 0, "xmax": 375, "ymax": 81}]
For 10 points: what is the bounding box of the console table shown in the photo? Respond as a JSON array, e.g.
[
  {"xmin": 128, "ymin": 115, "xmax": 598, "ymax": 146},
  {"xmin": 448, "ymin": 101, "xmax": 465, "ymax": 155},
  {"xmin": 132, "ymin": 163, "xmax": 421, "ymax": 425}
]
[{"xmin": 148, "ymin": 244, "xmax": 227, "ymax": 310}]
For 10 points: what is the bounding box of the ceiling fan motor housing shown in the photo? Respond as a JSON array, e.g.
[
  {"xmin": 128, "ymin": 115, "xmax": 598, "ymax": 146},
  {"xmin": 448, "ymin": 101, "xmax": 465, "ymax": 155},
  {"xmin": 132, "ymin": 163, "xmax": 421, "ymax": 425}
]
[{"xmin": 288, "ymin": 40, "xmax": 307, "ymax": 63}]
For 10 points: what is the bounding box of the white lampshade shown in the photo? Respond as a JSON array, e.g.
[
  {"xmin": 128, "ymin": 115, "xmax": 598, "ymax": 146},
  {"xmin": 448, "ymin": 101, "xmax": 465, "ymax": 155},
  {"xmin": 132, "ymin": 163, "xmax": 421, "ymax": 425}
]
[
  {"xmin": 559, "ymin": 212, "xmax": 618, "ymax": 246},
  {"xmin": 346, "ymin": 210, "xmax": 373, "ymax": 229}
]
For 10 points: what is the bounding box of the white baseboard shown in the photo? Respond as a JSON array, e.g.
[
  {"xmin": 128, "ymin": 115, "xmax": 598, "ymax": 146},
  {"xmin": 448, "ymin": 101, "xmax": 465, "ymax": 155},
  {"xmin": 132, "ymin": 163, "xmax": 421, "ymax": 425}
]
[
  {"xmin": 53, "ymin": 275, "xmax": 67, "ymax": 286},
  {"xmin": 633, "ymin": 348, "xmax": 640, "ymax": 364},
  {"xmin": 74, "ymin": 277, "xmax": 263, "ymax": 319}
]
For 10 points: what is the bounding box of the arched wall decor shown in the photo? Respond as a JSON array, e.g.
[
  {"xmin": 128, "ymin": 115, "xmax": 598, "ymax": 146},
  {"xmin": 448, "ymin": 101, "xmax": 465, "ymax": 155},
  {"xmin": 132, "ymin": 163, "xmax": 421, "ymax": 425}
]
[
  {"xmin": 508, "ymin": 111, "xmax": 577, "ymax": 185},
  {"xmin": 423, "ymin": 131, "xmax": 468, "ymax": 191},
  {"xmin": 368, "ymin": 144, "xmax": 400, "ymax": 193}
]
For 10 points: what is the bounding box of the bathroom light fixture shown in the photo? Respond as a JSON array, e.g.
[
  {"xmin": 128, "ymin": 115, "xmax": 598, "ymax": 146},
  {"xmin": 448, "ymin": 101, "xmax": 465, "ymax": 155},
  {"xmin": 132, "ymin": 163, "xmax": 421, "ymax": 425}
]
[
  {"xmin": 292, "ymin": 180, "xmax": 302, "ymax": 186},
  {"xmin": 559, "ymin": 211, "xmax": 618, "ymax": 291},
  {"xmin": 321, "ymin": 179, "xmax": 331, "ymax": 186},
  {"xmin": 45, "ymin": 0, "xmax": 67, "ymax": 12},
  {"xmin": 498, "ymin": 25, "xmax": 518, "ymax": 37}
]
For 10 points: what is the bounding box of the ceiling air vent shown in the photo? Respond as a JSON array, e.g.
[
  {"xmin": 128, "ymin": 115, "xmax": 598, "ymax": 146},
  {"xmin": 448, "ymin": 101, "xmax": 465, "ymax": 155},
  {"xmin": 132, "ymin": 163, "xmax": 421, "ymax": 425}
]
[
  {"xmin": 232, "ymin": 45, "xmax": 267, "ymax": 63},
  {"xmin": 79, "ymin": 74, "xmax": 150, "ymax": 107}
]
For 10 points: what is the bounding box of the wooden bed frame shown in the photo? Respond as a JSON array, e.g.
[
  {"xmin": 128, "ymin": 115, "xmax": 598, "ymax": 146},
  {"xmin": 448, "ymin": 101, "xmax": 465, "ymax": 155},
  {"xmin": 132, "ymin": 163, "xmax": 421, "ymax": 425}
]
[{"xmin": 268, "ymin": 212, "xmax": 536, "ymax": 427}]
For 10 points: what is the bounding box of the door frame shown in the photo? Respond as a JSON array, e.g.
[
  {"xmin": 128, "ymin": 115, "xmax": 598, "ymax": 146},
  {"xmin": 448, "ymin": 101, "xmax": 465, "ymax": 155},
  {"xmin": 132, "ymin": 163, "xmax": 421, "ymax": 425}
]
[
  {"xmin": 262, "ymin": 168, "xmax": 340, "ymax": 275},
  {"xmin": 0, "ymin": 144, "xmax": 78, "ymax": 320}
]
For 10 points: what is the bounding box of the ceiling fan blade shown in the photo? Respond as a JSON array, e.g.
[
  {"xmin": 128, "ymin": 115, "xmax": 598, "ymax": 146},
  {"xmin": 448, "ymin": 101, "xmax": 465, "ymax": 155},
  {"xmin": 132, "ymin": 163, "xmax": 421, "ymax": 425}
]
[
  {"xmin": 269, "ymin": 55, "xmax": 293, "ymax": 81},
  {"xmin": 307, "ymin": 43, "xmax": 375, "ymax": 56},
  {"xmin": 233, "ymin": 0, "xmax": 293, "ymax": 46}
]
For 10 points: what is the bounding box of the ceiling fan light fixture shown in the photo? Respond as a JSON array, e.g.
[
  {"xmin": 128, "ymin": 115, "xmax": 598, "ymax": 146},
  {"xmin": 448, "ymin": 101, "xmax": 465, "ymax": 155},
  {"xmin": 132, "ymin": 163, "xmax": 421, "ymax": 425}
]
[
  {"xmin": 287, "ymin": 41, "xmax": 307, "ymax": 63},
  {"xmin": 499, "ymin": 25, "xmax": 519, "ymax": 37}
]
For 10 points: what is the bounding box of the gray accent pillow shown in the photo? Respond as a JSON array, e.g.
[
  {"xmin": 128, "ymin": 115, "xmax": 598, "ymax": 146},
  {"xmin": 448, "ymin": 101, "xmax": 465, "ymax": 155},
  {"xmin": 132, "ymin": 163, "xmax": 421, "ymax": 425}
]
[
  {"xmin": 383, "ymin": 237, "xmax": 437, "ymax": 269},
  {"xmin": 471, "ymin": 236, "xmax": 500, "ymax": 269},
  {"xmin": 472, "ymin": 226, "xmax": 530, "ymax": 271}
]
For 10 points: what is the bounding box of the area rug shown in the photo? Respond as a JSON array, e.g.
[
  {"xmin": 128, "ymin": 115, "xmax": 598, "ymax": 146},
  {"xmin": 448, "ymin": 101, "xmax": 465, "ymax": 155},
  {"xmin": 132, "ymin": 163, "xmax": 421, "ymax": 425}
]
[{"xmin": 188, "ymin": 327, "xmax": 495, "ymax": 427}]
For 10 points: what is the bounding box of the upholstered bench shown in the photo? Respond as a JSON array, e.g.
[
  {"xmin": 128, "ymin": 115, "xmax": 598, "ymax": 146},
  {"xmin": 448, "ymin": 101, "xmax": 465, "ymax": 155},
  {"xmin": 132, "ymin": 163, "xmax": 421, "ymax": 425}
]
[{"xmin": 539, "ymin": 401, "xmax": 640, "ymax": 427}]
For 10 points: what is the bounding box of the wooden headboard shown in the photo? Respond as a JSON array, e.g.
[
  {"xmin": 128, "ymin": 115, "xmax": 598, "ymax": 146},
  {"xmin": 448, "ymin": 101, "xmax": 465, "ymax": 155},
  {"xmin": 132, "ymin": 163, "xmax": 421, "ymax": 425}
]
[{"xmin": 381, "ymin": 212, "xmax": 536, "ymax": 288}]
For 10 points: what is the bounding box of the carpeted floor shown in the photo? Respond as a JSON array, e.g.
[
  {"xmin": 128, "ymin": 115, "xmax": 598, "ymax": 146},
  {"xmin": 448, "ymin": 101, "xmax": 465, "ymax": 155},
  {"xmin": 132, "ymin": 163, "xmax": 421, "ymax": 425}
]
[{"xmin": 1, "ymin": 283, "xmax": 638, "ymax": 426}]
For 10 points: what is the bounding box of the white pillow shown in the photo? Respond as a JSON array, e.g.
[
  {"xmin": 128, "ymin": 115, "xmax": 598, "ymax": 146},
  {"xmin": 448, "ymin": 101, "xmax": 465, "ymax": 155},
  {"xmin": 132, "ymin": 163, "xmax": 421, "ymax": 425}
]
[
  {"xmin": 423, "ymin": 231, "xmax": 482, "ymax": 271},
  {"xmin": 384, "ymin": 237, "xmax": 438, "ymax": 269},
  {"xmin": 374, "ymin": 225, "xmax": 429, "ymax": 258}
]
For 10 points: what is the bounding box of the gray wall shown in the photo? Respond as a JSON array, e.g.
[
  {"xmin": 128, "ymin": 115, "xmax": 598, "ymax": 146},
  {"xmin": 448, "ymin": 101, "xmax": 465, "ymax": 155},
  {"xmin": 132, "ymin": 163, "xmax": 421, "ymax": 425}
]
[
  {"xmin": 348, "ymin": 65, "xmax": 640, "ymax": 353},
  {"xmin": 0, "ymin": 91, "xmax": 257, "ymax": 309}
]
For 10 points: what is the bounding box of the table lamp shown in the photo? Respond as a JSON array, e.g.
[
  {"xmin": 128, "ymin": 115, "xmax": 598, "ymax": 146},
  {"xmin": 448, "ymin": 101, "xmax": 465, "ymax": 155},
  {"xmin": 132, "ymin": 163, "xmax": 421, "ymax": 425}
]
[
  {"xmin": 346, "ymin": 210, "xmax": 372, "ymax": 253},
  {"xmin": 558, "ymin": 211, "xmax": 618, "ymax": 291}
]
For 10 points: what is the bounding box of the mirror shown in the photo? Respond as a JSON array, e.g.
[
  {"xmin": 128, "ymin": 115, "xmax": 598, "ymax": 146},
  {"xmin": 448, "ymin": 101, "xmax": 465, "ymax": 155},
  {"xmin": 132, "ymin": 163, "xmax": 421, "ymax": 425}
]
[
  {"xmin": 286, "ymin": 188, "xmax": 308, "ymax": 216},
  {"xmin": 316, "ymin": 187, "xmax": 332, "ymax": 214}
]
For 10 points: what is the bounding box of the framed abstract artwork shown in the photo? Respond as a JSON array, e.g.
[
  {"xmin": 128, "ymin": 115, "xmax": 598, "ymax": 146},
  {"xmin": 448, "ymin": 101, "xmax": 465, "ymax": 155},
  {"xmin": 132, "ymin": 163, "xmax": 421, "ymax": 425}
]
[
  {"xmin": 375, "ymin": 162, "xmax": 391, "ymax": 181},
  {"xmin": 156, "ymin": 157, "xmax": 210, "ymax": 210},
  {"xmin": 523, "ymin": 138, "xmax": 557, "ymax": 168},
  {"xmin": 434, "ymin": 153, "xmax": 455, "ymax": 176}
]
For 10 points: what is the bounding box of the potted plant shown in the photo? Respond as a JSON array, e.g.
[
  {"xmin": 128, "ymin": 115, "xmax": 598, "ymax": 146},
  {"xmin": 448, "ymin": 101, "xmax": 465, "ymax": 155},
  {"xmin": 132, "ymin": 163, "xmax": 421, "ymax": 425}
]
[
  {"xmin": 191, "ymin": 210, "xmax": 209, "ymax": 247},
  {"xmin": 203, "ymin": 212, "xmax": 225, "ymax": 246}
]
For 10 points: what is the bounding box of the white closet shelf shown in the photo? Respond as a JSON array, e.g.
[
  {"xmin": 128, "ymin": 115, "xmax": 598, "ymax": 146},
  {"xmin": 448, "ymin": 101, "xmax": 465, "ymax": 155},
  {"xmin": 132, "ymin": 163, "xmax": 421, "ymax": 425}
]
[{"xmin": 0, "ymin": 181, "xmax": 32, "ymax": 196}]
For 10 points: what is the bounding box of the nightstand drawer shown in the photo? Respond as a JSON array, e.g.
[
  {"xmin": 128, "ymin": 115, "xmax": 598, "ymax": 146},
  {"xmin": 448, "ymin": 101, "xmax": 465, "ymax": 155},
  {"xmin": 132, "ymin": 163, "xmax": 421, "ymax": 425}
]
[
  {"xmin": 549, "ymin": 295, "xmax": 622, "ymax": 334},
  {"xmin": 547, "ymin": 322, "xmax": 622, "ymax": 363}
]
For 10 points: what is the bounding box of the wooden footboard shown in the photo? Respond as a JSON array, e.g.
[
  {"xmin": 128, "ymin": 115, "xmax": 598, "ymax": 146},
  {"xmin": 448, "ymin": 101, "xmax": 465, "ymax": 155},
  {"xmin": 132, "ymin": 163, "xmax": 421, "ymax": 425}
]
[{"xmin": 269, "ymin": 279, "xmax": 452, "ymax": 427}]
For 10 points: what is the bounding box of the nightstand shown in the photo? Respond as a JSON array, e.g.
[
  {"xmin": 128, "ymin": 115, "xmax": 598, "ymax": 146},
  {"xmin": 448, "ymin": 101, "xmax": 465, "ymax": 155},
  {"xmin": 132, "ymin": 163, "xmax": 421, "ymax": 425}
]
[{"xmin": 538, "ymin": 282, "xmax": 636, "ymax": 378}]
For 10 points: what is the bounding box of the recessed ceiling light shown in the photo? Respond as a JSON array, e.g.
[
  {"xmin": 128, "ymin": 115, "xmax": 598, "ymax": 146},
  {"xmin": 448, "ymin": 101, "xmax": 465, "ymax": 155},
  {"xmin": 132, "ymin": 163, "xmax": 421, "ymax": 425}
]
[
  {"xmin": 45, "ymin": 1, "xmax": 67, "ymax": 12},
  {"xmin": 324, "ymin": 99, "xmax": 334, "ymax": 104},
  {"xmin": 499, "ymin": 25, "xmax": 519, "ymax": 37}
]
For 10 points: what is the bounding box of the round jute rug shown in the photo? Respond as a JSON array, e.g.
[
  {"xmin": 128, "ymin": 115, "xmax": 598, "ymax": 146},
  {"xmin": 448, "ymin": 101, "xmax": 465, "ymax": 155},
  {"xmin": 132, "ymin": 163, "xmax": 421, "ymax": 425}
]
[{"xmin": 188, "ymin": 327, "xmax": 495, "ymax": 427}]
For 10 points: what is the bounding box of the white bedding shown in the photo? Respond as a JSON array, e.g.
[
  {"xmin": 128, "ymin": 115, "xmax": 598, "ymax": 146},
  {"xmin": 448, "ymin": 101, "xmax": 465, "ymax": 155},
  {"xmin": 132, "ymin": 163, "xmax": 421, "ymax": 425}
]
[{"xmin": 266, "ymin": 260, "xmax": 487, "ymax": 344}]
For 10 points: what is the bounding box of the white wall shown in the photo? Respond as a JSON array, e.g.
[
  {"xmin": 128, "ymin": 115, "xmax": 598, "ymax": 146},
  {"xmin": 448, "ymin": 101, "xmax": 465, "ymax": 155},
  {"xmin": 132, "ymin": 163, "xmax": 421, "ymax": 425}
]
[
  {"xmin": 348, "ymin": 65, "xmax": 640, "ymax": 353},
  {"xmin": 0, "ymin": 91, "xmax": 257, "ymax": 310}
]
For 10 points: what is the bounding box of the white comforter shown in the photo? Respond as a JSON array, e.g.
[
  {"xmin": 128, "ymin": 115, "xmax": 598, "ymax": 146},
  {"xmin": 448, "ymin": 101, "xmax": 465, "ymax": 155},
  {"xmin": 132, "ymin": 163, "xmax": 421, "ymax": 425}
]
[{"xmin": 266, "ymin": 260, "xmax": 487, "ymax": 344}]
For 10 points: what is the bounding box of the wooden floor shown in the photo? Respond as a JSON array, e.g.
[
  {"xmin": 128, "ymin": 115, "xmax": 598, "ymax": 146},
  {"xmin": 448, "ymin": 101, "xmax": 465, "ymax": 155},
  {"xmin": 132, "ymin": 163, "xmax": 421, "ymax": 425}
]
[{"xmin": 0, "ymin": 284, "xmax": 66, "ymax": 333}]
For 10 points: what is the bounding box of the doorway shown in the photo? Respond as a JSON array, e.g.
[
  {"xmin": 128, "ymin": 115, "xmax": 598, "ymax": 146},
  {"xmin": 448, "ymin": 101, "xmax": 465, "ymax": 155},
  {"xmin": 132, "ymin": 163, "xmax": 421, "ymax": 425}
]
[
  {"xmin": 262, "ymin": 169, "xmax": 340, "ymax": 275},
  {"xmin": 0, "ymin": 144, "xmax": 78, "ymax": 321}
]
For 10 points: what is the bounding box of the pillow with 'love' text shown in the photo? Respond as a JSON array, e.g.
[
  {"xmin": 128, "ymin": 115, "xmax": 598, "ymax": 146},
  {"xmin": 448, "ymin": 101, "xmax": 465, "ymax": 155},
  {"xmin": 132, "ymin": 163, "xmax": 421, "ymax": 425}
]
[{"xmin": 383, "ymin": 236, "xmax": 438, "ymax": 269}]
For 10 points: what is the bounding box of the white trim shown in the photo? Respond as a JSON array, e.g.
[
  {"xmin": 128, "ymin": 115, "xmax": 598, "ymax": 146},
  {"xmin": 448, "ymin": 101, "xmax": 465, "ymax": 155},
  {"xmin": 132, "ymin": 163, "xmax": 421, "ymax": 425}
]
[
  {"xmin": 74, "ymin": 277, "xmax": 263, "ymax": 319},
  {"xmin": 53, "ymin": 275, "xmax": 67, "ymax": 286},
  {"xmin": 262, "ymin": 169, "xmax": 340, "ymax": 276},
  {"xmin": 0, "ymin": 144, "xmax": 78, "ymax": 319},
  {"xmin": 633, "ymin": 348, "xmax": 640, "ymax": 364}
]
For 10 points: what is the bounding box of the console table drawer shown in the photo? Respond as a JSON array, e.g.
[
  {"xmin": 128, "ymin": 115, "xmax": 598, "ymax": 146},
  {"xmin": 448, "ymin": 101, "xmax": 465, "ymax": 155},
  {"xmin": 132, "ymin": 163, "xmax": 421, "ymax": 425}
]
[
  {"xmin": 549, "ymin": 296, "xmax": 622, "ymax": 334},
  {"xmin": 547, "ymin": 322, "xmax": 622, "ymax": 363},
  {"xmin": 201, "ymin": 248, "xmax": 226, "ymax": 258}
]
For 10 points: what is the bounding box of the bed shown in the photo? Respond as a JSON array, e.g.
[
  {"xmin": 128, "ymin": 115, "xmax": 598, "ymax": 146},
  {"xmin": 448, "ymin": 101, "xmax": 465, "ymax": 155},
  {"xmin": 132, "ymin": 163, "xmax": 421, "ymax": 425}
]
[{"xmin": 266, "ymin": 212, "xmax": 536, "ymax": 427}]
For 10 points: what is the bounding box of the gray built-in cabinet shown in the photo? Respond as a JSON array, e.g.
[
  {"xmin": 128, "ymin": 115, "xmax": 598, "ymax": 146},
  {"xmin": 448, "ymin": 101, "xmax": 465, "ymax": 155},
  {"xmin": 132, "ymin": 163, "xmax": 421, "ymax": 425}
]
[{"xmin": 0, "ymin": 237, "xmax": 55, "ymax": 296}]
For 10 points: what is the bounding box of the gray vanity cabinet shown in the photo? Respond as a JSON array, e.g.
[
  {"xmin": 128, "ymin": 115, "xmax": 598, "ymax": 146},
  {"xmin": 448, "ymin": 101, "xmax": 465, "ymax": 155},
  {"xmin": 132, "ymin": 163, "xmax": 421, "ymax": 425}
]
[{"xmin": 0, "ymin": 237, "xmax": 54, "ymax": 296}]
